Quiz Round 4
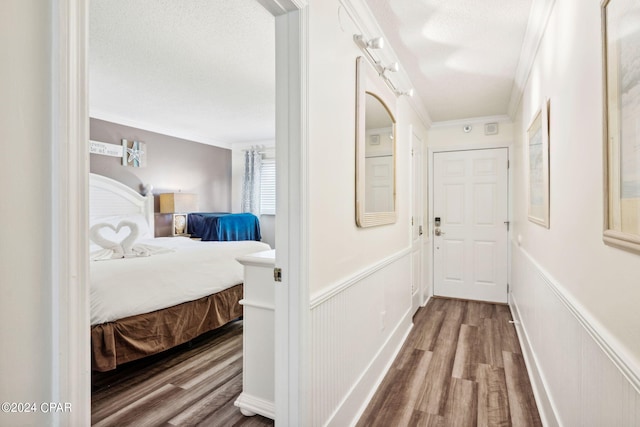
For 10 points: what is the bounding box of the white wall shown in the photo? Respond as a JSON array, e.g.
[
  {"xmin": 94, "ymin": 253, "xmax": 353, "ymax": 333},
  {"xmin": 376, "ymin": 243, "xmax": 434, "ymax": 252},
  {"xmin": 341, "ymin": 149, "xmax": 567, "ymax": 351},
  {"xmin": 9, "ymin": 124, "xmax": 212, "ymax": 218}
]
[
  {"xmin": 511, "ymin": 0, "xmax": 640, "ymax": 423},
  {"xmin": 308, "ymin": 2, "xmax": 419, "ymax": 296},
  {"xmin": 306, "ymin": 0, "xmax": 429, "ymax": 424},
  {"xmin": 513, "ymin": 0, "xmax": 640, "ymax": 371},
  {"xmin": 0, "ymin": 1, "xmax": 54, "ymax": 426}
]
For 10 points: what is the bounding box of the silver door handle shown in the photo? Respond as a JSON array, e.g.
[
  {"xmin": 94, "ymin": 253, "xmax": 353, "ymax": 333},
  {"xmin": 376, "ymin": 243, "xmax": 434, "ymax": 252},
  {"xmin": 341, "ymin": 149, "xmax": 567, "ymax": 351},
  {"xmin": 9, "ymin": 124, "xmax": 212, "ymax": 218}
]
[{"xmin": 435, "ymin": 228, "xmax": 445, "ymax": 236}]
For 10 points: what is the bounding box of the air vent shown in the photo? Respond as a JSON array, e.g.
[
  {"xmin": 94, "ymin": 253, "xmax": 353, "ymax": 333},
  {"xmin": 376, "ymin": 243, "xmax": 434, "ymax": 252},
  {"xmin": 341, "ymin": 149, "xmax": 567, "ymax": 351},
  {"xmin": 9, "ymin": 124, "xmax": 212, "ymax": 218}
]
[{"xmin": 485, "ymin": 122, "xmax": 499, "ymax": 135}]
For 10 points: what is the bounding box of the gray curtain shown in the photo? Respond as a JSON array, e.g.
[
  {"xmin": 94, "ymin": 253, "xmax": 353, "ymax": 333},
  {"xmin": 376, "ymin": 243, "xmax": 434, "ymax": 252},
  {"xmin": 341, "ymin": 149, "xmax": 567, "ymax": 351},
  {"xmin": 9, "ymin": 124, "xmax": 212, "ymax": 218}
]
[{"xmin": 242, "ymin": 149, "xmax": 262, "ymax": 214}]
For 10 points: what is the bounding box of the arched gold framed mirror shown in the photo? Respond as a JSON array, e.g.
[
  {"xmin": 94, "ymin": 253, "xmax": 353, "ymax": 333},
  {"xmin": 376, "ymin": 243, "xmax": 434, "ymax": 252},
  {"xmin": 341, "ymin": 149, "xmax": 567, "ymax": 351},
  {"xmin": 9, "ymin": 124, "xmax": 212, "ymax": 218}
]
[{"xmin": 355, "ymin": 56, "xmax": 397, "ymax": 227}]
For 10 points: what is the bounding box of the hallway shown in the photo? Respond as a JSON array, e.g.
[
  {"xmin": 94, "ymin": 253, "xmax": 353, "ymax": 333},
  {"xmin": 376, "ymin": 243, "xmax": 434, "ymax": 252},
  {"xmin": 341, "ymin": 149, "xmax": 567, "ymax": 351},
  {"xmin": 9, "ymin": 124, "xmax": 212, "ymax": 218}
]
[{"xmin": 357, "ymin": 298, "xmax": 541, "ymax": 426}]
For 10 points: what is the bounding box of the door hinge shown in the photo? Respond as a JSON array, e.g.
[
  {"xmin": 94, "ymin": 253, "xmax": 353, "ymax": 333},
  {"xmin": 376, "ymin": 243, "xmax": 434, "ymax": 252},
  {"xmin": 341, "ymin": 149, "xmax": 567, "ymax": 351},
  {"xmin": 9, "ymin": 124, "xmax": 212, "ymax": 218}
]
[
  {"xmin": 411, "ymin": 216, "xmax": 414, "ymax": 226},
  {"xmin": 507, "ymin": 283, "xmax": 510, "ymax": 293},
  {"xmin": 507, "ymin": 160, "xmax": 510, "ymax": 169},
  {"xmin": 274, "ymin": 267, "xmax": 282, "ymax": 282}
]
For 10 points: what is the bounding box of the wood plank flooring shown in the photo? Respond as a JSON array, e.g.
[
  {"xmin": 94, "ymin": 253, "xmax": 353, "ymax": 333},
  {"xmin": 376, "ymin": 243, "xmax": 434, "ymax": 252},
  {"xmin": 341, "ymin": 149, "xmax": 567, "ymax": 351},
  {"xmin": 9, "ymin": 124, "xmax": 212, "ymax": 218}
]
[
  {"xmin": 357, "ymin": 298, "xmax": 542, "ymax": 427},
  {"xmin": 93, "ymin": 298, "xmax": 541, "ymax": 426},
  {"xmin": 91, "ymin": 320, "xmax": 273, "ymax": 427}
]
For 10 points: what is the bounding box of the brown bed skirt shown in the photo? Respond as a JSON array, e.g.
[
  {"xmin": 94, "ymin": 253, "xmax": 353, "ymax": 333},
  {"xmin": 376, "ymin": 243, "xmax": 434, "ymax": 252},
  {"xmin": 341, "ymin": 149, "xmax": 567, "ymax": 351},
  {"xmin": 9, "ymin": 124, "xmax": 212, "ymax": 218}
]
[{"xmin": 91, "ymin": 284, "xmax": 243, "ymax": 372}]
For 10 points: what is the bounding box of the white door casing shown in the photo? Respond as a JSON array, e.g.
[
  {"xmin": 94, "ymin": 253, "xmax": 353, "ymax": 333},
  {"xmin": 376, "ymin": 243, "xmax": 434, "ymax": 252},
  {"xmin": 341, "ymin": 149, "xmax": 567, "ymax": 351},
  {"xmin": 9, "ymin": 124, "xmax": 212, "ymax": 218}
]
[
  {"xmin": 433, "ymin": 148, "xmax": 508, "ymax": 303},
  {"xmin": 273, "ymin": 5, "xmax": 309, "ymax": 426},
  {"xmin": 411, "ymin": 129, "xmax": 424, "ymax": 312}
]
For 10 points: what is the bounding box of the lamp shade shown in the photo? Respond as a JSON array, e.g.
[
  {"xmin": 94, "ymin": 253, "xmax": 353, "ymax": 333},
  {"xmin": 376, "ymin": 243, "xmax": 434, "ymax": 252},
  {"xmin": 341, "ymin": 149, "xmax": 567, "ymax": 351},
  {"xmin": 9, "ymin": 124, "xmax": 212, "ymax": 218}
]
[{"xmin": 159, "ymin": 193, "xmax": 198, "ymax": 213}]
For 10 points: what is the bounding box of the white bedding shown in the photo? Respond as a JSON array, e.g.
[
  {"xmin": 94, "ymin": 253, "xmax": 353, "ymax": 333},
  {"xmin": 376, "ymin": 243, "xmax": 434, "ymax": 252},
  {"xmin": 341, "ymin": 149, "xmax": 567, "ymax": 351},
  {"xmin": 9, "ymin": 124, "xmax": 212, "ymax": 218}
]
[{"xmin": 90, "ymin": 237, "xmax": 270, "ymax": 325}]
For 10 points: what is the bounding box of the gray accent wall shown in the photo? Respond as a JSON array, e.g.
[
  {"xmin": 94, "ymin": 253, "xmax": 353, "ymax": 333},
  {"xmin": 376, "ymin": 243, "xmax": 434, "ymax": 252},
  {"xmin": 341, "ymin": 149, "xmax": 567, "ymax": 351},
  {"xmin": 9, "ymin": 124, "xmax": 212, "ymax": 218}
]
[{"xmin": 90, "ymin": 118, "xmax": 232, "ymax": 236}]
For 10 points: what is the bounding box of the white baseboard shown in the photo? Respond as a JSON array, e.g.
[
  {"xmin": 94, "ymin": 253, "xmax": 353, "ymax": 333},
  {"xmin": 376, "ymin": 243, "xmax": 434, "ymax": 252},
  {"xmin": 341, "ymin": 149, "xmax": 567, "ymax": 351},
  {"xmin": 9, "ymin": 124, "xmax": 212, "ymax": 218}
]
[
  {"xmin": 331, "ymin": 309, "xmax": 412, "ymax": 427},
  {"xmin": 310, "ymin": 250, "xmax": 413, "ymax": 426},
  {"xmin": 234, "ymin": 392, "xmax": 275, "ymax": 420},
  {"xmin": 509, "ymin": 294, "xmax": 560, "ymax": 427},
  {"xmin": 511, "ymin": 243, "xmax": 640, "ymax": 426}
]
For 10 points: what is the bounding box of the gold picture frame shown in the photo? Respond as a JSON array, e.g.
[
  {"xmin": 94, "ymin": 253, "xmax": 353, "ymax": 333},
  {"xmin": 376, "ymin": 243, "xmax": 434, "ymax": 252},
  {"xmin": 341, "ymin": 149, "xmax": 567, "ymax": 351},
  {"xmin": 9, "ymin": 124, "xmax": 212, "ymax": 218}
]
[
  {"xmin": 526, "ymin": 99, "xmax": 550, "ymax": 228},
  {"xmin": 602, "ymin": 0, "xmax": 640, "ymax": 252}
]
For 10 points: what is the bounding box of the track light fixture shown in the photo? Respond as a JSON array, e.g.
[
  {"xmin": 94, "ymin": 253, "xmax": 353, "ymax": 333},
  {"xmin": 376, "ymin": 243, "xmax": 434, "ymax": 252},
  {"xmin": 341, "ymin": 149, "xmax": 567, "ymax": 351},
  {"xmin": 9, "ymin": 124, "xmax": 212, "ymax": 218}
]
[
  {"xmin": 385, "ymin": 62, "xmax": 399, "ymax": 73},
  {"xmin": 374, "ymin": 61, "xmax": 399, "ymax": 75},
  {"xmin": 353, "ymin": 33, "xmax": 413, "ymax": 100},
  {"xmin": 395, "ymin": 88, "xmax": 414, "ymax": 97},
  {"xmin": 353, "ymin": 34, "xmax": 385, "ymax": 50}
]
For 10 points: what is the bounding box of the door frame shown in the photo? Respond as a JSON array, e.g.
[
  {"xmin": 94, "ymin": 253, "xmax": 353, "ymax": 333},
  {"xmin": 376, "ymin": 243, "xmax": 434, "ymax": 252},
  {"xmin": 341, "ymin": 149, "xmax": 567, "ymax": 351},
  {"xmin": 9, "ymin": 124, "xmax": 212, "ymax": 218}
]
[
  {"xmin": 410, "ymin": 125, "xmax": 425, "ymax": 311},
  {"xmin": 427, "ymin": 142, "xmax": 513, "ymax": 300},
  {"xmin": 53, "ymin": 1, "xmax": 309, "ymax": 425}
]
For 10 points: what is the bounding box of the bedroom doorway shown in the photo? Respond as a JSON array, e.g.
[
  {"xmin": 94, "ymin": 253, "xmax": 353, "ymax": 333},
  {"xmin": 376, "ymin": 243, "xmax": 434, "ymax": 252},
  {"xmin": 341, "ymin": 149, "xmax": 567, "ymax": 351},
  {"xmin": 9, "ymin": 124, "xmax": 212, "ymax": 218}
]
[{"xmin": 61, "ymin": 1, "xmax": 309, "ymax": 426}]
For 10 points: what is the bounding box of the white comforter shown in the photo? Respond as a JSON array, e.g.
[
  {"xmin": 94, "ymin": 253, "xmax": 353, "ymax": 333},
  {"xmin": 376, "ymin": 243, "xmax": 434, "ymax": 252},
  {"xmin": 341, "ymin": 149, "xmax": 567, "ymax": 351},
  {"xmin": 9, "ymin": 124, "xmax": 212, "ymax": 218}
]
[{"xmin": 90, "ymin": 237, "xmax": 271, "ymax": 325}]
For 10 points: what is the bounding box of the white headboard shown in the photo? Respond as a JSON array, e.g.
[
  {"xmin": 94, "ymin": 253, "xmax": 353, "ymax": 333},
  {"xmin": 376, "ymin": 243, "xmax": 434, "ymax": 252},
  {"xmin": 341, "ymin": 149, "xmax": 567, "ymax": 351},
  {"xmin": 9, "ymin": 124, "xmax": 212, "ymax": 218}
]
[{"xmin": 89, "ymin": 173, "xmax": 154, "ymax": 231}]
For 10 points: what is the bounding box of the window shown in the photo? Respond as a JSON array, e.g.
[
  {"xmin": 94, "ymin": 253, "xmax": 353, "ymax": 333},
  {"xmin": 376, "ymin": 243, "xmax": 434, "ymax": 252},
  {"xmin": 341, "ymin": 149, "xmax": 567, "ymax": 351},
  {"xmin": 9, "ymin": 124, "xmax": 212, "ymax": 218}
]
[{"xmin": 260, "ymin": 158, "xmax": 276, "ymax": 215}]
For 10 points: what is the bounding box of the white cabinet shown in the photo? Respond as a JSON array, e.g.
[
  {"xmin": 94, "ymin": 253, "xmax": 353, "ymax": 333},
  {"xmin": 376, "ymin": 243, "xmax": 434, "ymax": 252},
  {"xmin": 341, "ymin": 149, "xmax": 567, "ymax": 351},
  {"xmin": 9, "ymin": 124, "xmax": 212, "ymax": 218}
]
[{"xmin": 234, "ymin": 249, "xmax": 276, "ymax": 420}]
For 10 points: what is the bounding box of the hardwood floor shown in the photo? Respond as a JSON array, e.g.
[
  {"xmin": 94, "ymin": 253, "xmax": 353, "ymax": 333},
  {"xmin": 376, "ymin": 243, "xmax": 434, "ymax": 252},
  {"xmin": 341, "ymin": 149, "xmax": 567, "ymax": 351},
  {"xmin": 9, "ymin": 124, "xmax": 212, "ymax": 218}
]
[
  {"xmin": 357, "ymin": 297, "xmax": 542, "ymax": 427},
  {"xmin": 93, "ymin": 298, "xmax": 540, "ymax": 426},
  {"xmin": 91, "ymin": 320, "xmax": 273, "ymax": 427}
]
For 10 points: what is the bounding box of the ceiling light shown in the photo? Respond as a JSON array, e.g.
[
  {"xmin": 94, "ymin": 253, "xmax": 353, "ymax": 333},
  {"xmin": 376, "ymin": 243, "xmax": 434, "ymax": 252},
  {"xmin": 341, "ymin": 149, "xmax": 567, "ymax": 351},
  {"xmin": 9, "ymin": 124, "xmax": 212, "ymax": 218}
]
[{"xmin": 354, "ymin": 34, "xmax": 385, "ymax": 50}]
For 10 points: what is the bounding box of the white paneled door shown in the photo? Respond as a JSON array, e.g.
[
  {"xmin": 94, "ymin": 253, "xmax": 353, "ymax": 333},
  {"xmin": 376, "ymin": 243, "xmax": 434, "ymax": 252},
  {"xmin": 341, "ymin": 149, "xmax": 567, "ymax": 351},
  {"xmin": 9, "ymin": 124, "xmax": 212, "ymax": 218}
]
[{"xmin": 433, "ymin": 148, "xmax": 508, "ymax": 303}]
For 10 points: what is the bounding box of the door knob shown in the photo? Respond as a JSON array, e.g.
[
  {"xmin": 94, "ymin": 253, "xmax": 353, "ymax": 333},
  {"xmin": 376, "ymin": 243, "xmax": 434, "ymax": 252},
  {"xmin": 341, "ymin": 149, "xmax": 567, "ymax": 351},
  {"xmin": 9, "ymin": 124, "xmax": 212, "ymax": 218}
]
[{"xmin": 435, "ymin": 228, "xmax": 445, "ymax": 236}]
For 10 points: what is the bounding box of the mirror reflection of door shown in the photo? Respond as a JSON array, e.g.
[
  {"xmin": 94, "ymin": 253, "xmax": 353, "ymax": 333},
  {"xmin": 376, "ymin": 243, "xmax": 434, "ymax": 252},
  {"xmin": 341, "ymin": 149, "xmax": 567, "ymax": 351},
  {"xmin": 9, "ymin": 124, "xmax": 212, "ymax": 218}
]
[{"xmin": 364, "ymin": 93, "xmax": 394, "ymax": 213}]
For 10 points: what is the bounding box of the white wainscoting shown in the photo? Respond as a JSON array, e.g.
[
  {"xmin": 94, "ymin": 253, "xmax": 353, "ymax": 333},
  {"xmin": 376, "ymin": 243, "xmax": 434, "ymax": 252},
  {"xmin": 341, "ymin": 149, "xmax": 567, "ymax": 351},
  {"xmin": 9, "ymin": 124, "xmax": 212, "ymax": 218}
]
[
  {"xmin": 310, "ymin": 249, "xmax": 413, "ymax": 426},
  {"xmin": 510, "ymin": 242, "xmax": 640, "ymax": 426}
]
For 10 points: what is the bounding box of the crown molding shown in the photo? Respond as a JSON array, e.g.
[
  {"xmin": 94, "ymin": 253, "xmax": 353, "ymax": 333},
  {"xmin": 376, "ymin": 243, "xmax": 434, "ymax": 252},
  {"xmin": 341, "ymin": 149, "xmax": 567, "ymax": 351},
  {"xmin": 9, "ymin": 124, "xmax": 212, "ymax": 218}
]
[{"xmin": 507, "ymin": 0, "xmax": 557, "ymax": 118}]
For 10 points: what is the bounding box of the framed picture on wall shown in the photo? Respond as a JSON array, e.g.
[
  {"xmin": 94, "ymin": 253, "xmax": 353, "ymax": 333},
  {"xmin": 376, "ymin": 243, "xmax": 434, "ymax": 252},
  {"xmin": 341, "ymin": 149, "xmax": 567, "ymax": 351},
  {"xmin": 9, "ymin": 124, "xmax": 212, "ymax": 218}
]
[
  {"xmin": 602, "ymin": 0, "xmax": 640, "ymax": 253},
  {"xmin": 526, "ymin": 99, "xmax": 550, "ymax": 228}
]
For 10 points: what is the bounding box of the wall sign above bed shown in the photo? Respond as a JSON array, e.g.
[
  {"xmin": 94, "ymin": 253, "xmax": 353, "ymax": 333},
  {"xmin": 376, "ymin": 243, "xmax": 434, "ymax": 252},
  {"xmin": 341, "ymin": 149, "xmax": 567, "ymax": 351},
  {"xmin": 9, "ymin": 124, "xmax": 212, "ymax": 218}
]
[
  {"xmin": 89, "ymin": 140, "xmax": 123, "ymax": 157},
  {"xmin": 89, "ymin": 139, "xmax": 147, "ymax": 168}
]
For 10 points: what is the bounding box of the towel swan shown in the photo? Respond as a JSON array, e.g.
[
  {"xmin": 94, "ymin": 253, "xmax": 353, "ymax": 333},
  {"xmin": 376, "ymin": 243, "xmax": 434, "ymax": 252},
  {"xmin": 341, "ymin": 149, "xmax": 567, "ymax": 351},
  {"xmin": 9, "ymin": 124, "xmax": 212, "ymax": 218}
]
[{"xmin": 90, "ymin": 221, "xmax": 139, "ymax": 259}]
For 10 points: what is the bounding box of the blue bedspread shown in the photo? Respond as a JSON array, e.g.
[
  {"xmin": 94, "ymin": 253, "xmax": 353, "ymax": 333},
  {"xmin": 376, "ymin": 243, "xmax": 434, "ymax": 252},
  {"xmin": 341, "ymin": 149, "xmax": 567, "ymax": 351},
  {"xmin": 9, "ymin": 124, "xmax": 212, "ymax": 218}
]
[{"xmin": 188, "ymin": 212, "xmax": 261, "ymax": 242}]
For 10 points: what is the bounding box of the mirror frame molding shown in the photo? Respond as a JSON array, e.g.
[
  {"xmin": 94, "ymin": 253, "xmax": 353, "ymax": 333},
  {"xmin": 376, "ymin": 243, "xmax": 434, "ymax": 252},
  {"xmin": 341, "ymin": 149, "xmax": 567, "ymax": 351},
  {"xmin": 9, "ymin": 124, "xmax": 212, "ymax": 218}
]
[{"xmin": 355, "ymin": 56, "xmax": 397, "ymax": 227}]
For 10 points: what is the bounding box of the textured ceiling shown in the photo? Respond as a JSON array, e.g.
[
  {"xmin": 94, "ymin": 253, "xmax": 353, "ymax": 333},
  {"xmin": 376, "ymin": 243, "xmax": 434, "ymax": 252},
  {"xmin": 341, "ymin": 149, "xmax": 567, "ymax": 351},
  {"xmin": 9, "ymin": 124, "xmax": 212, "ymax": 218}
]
[
  {"xmin": 90, "ymin": 0, "xmax": 275, "ymax": 147},
  {"xmin": 90, "ymin": 1, "xmax": 534, "ymax": 146},
  {"xmin": 365, "ymin": 0, "xmax": 533, "ymax": 123}
]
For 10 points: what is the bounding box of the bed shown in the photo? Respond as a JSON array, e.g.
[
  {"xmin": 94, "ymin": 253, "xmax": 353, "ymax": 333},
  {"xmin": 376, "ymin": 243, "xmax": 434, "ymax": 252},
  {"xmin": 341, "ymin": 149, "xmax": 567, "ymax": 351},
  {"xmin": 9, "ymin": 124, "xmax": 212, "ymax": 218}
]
[
  {"xmin": 188, "ymin": 212, "xmax": 261, "ymax": 241},
  {"xmin": 89, "ymin": 173, "xmax": 270, "ymax": 371}
]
